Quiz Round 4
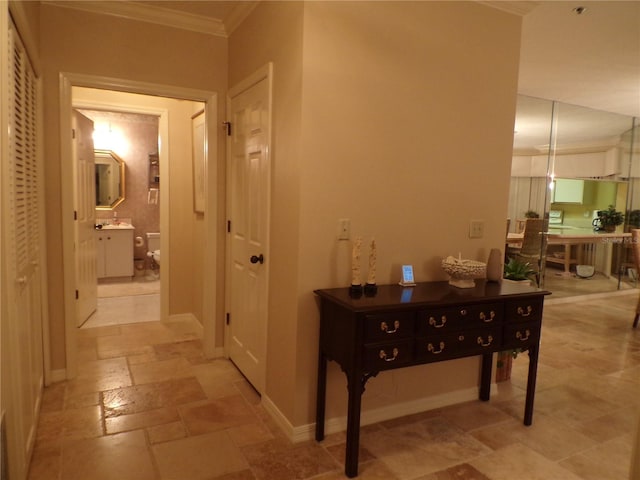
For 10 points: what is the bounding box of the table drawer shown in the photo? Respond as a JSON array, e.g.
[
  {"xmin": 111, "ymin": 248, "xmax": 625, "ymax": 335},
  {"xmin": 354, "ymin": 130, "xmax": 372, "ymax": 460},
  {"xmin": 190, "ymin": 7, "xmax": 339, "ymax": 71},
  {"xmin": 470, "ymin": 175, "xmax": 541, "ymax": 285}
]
[
  {"xmin": 505, "ymin": 298, "xmax": 544, "ymax": 323},
  {"xmin": 417, "ymin": 303, "xmax": 503, "ymax": 335},
  {"xmin": 503, "ymin": 321, "xmax": 541, "ymax": 349},
  {"xmin": 363, "ymin": 312, "xmax": 415, "ymax": 341},
  {"xmin": 415, "ymin": 327, "xmax": 502, "ymax": 362},
  {"xmin": 363, "ymin": 341, "xmax": 414, "ymax": 371}
]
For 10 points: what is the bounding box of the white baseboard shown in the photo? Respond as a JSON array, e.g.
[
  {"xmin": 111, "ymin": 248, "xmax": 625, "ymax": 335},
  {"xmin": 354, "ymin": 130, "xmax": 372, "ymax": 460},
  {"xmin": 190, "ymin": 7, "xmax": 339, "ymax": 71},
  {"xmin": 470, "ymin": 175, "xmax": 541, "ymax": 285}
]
[
  {"xmin": 167, "ymin": 313, "xmax": 204, "ymax": 337},
  {"xmin": 50, "ymin": 369, "xmax": 67, "ymax": 383},
  {"xmin": 263, "ymin": 385, "xmax": 490, "ymax": 444},
  {"xmin": 261, "ymin": 393, "xmax": 296, "ymax": 439}
]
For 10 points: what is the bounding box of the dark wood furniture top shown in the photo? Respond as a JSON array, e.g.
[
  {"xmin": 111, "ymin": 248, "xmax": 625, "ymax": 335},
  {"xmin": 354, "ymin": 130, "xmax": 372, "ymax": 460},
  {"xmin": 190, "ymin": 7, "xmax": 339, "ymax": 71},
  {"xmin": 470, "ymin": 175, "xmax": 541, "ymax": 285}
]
[{"xmin": 314, "ymin": 280, "xmax": 550, "ymax": 478}]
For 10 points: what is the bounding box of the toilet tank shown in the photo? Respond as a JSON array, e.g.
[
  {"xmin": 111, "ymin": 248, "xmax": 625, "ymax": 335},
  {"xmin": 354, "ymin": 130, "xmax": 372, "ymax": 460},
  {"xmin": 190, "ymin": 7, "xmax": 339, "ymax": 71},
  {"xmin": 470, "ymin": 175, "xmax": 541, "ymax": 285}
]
[{"xmin": 146, "ymin": 232, "xmax": 160, "ymax": 252}]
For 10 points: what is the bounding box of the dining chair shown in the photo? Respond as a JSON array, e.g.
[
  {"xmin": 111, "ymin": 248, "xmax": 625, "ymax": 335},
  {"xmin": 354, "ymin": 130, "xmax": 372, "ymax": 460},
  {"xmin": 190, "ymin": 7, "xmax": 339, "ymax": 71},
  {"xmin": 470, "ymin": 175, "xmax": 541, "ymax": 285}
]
[
  {"xmin": 631, "ymin": 229, "xmax": 640, "ymax": 328},
  {"xmin": 509, "ymin": 218, "xmax": 547, "ymax": 286}
]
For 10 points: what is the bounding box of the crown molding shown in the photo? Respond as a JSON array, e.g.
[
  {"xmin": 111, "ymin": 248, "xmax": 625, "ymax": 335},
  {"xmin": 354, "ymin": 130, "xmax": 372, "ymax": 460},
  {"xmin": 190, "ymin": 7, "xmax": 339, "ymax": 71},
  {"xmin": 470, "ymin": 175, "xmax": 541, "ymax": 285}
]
[
  {"xmin": 224, "ymin": 1, "xmax": 259, "ymax": 36},
  {"xmin": 478, "ymin": 1, "xmax": 540, "ymax": 16},
  {"xmin": 44, "ymin": 1, "xmax": 228, "ymax": 37}
]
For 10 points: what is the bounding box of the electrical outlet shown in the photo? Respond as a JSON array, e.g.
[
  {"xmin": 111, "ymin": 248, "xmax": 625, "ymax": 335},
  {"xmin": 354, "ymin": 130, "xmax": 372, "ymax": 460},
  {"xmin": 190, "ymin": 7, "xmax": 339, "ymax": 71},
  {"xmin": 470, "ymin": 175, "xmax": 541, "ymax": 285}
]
[
  {"xmin": 338, "ymin": 218, "xmax": 351, "ymax": 240},
  {"xmin": 469, "ymin": 220, "xmax": 484, "ymax": 239}
]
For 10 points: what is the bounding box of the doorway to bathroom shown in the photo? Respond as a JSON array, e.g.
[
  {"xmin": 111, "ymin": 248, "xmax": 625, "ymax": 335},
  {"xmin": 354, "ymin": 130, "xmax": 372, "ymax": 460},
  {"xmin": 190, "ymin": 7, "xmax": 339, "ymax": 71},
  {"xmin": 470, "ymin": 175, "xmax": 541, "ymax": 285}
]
[
  {"xmin": 59, "ymin": 74, "xmax": 220, "ymax": 380},
  {"xmin": 71, "ymin": 88, "xmax": 177, "ymax": 330}
]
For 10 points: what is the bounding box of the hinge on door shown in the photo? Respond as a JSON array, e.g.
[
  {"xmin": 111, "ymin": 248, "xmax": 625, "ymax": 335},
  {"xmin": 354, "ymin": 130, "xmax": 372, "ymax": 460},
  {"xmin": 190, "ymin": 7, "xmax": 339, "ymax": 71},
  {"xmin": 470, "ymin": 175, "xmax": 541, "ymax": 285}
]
[
  {"xmin": 227, "ymin": 220, "xmax": 231, "ymax": 233},
  {"xmin": 72, "ymin": 128, "xmax": 76, "ymax": 139},
  {"xmin": 75, "ymin": 289, "xmax": 79, "ymax": 300},
  {"xmin": 222, "ymin": 121, "xmax": 232, "ymax": 136},
  {"xmin": 226, "ymin": 313, "xmax": 230, "ymax": 325}
]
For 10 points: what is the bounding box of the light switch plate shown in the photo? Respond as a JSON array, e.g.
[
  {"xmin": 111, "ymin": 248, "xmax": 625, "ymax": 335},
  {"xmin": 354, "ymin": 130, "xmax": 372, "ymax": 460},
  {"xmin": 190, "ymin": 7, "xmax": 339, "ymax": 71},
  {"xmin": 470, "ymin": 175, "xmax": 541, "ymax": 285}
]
[{"xmin": 469, "ymin": 220, "xmax": 484, "ymax": 239}]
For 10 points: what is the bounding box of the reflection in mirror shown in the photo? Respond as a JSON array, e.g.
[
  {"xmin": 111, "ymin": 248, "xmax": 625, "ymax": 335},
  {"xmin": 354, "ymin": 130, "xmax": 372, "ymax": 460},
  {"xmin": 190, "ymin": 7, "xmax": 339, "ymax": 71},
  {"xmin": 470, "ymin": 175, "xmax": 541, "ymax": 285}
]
[
  {"xmin": 509, "ymin": 94, "xmax": 638, "ymax": 297},
  {"xmin": 95, "ymin": 149, "xmax": 125, "ymax": 209}
]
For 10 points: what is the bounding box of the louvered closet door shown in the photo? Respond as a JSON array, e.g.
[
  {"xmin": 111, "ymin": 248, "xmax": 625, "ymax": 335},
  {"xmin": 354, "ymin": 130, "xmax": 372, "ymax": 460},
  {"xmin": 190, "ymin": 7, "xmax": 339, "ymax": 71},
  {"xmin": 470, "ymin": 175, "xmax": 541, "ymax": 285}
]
[{"xmin": 3, "ymin": 19, "xmax": 45, "ymax": 480}]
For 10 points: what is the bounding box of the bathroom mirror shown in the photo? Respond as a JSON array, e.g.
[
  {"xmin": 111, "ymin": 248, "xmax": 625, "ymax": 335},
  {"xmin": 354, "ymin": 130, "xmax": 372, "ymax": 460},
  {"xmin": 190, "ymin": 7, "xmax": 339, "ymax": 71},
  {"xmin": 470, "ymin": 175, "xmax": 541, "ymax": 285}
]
[{"xmin": 95, "ymin": 149, "xmax": 125, "ymax": 209}]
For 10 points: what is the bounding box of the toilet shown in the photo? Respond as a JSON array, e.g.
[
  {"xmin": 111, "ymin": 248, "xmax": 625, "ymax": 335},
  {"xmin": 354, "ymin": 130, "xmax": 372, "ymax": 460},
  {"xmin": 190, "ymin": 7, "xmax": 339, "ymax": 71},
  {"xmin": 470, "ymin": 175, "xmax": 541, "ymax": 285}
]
[{"xmin": 146, "ymin": 232, "xmax": 160, "ymax": 265}]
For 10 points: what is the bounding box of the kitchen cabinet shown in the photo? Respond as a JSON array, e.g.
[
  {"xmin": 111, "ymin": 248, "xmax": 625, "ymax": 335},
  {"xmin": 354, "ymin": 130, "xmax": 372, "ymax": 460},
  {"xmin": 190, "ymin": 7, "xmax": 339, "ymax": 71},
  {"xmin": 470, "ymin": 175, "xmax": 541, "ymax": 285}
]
[
  {"xmin": 552, "ymin": 178, "xmax": 594, "ymax": 204},
  {"xmin": 96, "ymin": 228, "xmax": 134, "ymax": 278}
]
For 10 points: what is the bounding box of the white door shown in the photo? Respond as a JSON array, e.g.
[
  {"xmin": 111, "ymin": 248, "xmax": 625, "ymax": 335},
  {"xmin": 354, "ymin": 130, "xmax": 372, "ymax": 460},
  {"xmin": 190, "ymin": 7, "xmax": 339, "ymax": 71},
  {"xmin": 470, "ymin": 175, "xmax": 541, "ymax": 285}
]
[
  {"xmin": 2, "ymin": 19, "xmax": 45, "ymax": 480},
  {"xmin": 73, "ymin": 110, "xmax": 97, "ymax": 326},
  {"xmin": 227, "ymin": 66, "xmax": 272, "ymax": 393}
]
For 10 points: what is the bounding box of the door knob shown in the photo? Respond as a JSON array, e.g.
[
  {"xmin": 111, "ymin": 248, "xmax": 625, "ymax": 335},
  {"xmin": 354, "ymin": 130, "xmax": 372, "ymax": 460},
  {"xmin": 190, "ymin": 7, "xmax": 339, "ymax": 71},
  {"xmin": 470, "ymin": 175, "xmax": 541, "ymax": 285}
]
[
  {"xmin": 250, "ymin": 254, "xmax": 264, "ymax": 264},
  {"xmin": 95, "ymin": 224, "xmax": 103, "ymax": 230}
]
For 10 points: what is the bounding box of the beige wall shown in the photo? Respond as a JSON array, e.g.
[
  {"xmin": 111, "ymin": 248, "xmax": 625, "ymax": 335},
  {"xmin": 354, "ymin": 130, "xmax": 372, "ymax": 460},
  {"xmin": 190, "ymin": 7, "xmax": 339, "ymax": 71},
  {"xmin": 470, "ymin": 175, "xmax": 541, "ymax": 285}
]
[
  {"xmin": 36, "ymin": 0, "xmax": 521, "ymax": 429},
  {"xmin": 40, "ymin": 4, "xmax": 227, "ymax": 370},
  {"xmin": 232, "ymin": 1, "xmax": 521, "ymax": 426},
  {"xmin": 229, "ymin": 1, "xmax": 305, "ymax": 422}
]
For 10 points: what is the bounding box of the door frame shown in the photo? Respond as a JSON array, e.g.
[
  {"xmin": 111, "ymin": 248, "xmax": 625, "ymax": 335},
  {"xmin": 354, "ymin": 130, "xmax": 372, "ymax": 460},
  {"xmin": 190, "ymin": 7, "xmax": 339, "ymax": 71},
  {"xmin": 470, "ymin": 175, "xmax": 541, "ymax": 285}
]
[{"xmin": 59, "ymin": 73, "xmax": 219, "ymax": 379}]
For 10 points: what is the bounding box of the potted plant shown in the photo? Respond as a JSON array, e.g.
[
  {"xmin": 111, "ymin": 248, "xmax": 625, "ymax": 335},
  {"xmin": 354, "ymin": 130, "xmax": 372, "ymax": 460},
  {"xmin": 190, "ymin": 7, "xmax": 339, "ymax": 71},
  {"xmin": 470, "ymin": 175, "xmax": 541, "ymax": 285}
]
[
  {"xmin": 503, "ymin": 257, "xmax": 535, "ymax": 284},
  {"xmin": 598, "ymin": 205, "xmax": 624, "ymax": 233},
  {"xmin": 628, "ymin": 209, "xmax": 640, "ymax": 229}
]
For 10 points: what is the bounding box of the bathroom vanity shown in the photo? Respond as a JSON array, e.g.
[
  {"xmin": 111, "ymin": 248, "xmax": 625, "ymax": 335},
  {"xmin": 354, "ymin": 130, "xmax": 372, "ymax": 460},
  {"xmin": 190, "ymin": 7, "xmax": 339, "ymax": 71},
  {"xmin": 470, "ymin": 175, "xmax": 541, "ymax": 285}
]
[{"xmin": 96, "ymin": 224, "xmax": 134, "ymax": 278}]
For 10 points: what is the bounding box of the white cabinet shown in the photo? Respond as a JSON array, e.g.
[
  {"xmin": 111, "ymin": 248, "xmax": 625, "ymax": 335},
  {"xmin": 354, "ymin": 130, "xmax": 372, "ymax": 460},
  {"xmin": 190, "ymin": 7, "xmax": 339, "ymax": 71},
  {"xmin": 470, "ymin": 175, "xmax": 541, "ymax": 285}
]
[
  {"xmin": 552, "ymin": 178, "xmax": 594, "ymax": 204},
  {"xmin": 96, "ymin": 228, "xmax": 134, "ymax": 278}
]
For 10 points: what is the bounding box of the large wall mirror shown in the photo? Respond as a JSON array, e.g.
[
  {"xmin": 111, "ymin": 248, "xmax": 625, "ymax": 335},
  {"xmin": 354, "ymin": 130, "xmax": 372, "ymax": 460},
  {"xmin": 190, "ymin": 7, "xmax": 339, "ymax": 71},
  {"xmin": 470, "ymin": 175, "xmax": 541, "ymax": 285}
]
[
  {"xmin": 95, "ymin": 149, "xmax": 125, "ymax": 209},
  {"xmin": 509, "ymin": 94, "xmax": 639, "ymax": 296}
]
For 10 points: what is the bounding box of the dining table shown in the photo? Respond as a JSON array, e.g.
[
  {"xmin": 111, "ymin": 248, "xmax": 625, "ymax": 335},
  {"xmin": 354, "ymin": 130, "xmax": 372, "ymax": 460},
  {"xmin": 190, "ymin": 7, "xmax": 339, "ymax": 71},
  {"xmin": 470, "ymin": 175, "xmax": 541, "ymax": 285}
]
[{"xmin": 506, "ymin": 226, "xmax": 631, "ymax": 276}]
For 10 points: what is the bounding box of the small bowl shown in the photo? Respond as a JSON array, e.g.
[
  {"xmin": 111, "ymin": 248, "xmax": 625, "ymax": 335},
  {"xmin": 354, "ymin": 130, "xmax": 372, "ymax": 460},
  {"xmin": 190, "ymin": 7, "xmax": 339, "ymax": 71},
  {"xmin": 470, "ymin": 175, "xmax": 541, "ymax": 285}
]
[{"xmin": 441, "ymin": 256, "xmax": 486, "ymax": 288}]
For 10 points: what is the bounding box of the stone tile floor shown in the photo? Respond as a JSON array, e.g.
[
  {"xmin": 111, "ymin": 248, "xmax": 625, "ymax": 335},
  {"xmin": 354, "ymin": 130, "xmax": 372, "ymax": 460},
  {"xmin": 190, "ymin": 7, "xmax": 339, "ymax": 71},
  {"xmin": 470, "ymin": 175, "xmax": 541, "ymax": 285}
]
[{"xmin": 28, "ymin": 293, "xmax": 640, "ymax": 479}]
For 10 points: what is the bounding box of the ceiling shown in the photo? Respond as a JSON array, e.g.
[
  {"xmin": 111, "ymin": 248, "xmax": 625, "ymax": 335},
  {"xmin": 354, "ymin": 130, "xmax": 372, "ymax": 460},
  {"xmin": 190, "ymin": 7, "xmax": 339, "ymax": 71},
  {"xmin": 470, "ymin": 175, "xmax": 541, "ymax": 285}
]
[
  {"xmin": 127, "ymin": 0, "xmax": 639, "ymax": 119},
  {"xmin": 518, "ymin": 1, "xmax": 640, "ymax": 119}
]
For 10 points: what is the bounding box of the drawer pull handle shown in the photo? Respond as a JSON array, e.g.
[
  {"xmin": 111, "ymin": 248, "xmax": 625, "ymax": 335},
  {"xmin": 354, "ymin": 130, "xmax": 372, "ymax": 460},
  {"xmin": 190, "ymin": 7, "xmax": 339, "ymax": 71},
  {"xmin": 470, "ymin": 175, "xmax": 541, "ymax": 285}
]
[
  {"xmin": 460, "ymin": 309, "xmax": 468, "ymax": 316},
  {"xmin": 379, "ymin": 348, "xmax": 399, "ymax": 362},
  {"xmin": 428, "ymin": 316, "xmax": 447, "ymax": 328},
  {"xmin": 516, "ymin": 329, "xmax": 531, "ymax": 341},
  {"xmin": 380, "ymin": 320, "xmax": 400, "ymax": 334},
  {"xmin": 517, "ymin": 306, "xmax": 533, "ymax": 317},
  {"xmin": 479, "ymin": 311, "xmax": 495, "ymax": 323},
  {"xmin": 427, "ymin": 342, "xmax": 445, "ymax": 354},
  {"xmin": 476, "ymin": 335, "xmax": 493, "ymax": 347}
]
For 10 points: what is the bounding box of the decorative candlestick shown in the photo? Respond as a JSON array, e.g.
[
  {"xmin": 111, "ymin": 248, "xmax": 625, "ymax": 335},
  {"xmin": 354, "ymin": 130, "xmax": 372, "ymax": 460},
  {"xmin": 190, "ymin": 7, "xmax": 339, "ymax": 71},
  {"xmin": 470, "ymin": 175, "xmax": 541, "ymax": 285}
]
[
  {"xmin": 365, "ymin": 238, "xmax": 377, "ymax": 296},
  {"xmin": 350, "ymin": 236, "xmax": 363, "ymax": 297}
]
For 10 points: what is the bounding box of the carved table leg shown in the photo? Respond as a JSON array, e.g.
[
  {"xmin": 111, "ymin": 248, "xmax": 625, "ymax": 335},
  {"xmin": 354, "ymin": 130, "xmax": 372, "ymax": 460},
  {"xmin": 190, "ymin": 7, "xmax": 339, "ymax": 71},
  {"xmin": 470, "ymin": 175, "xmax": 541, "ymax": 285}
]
[
  {"xmin": 344, "ymin": 372, "xmax": 366, "ymax": 478},
  {"xmin": 479, "ymin": 353, "xmax": 493, "ymax": 401},
  {"xmin": 315, "ymin": 351, "xmax": 327, "ymax": 441},
  {"xmin": 524, "ymin": 345, "xmax": 539, "ymax": 426}
]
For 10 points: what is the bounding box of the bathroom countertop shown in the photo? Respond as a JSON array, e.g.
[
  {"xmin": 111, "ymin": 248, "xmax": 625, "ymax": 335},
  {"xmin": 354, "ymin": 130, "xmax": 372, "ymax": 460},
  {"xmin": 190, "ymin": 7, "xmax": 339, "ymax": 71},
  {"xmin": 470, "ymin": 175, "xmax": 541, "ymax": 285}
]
[{"xmin": 99, "ymin": 223, "xmax": 135, "ymax": 230}]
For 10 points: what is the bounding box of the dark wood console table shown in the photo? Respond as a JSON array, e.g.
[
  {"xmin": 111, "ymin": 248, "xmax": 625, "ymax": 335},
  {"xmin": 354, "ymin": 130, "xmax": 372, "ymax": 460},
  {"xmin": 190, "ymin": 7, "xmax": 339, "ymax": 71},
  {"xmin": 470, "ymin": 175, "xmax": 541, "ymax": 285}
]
[{"xmin": 314, "ymin": 280, "xmax": 550, "ymax": 478}]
